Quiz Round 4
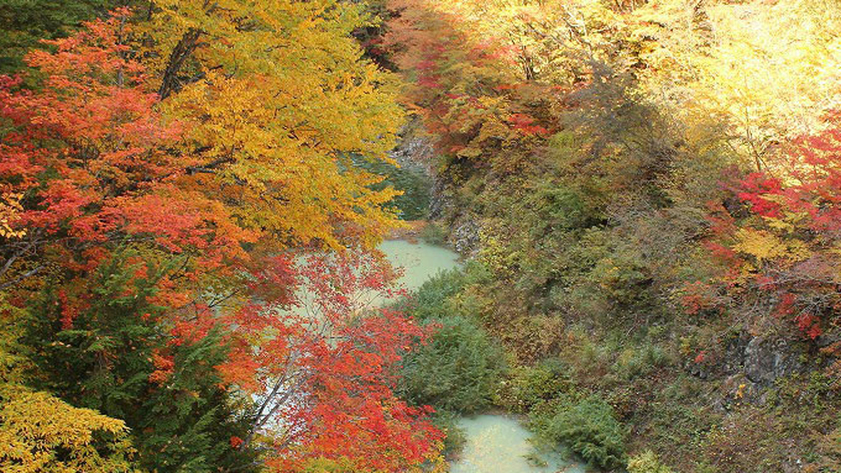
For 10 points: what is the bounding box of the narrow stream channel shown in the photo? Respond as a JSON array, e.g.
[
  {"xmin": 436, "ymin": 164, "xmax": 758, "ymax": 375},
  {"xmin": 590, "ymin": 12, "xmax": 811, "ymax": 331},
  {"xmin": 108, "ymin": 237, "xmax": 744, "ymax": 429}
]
[
  {"xmin": 379, "ymin": 239, "xmax": 460, "ymax": 291},
  {"xmin": 450, "ymin": 415, "xmax": 586, "ymax": 473},
  {"xmin": 379, "ymin": 240, "xmax": 586, "ymax": 473}
]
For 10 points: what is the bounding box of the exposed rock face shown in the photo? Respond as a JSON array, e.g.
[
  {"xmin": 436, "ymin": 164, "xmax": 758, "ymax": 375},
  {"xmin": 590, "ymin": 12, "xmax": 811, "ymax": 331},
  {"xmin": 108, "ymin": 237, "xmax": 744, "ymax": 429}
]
[
  {"xmin": 389, "ymin": 121, "xmax": 482, "ymax": 256},
  {"xmin": 717, "ymin": 333, "xmax": 806, "ymax": 388},
  {"xmin": 701, "ymin": 333, "xmax": 808, "ymax": 411},
  {"xmin": 743, "ymin": 337, "xmax": 802, "ymax": 385},
  {"xmin": 389, "ymin": 133, "xmax": 435, "ymax": 169},
  {"xmin": 451, "ymin": 218, "xmax": 480, "ymax": 256},
  {"xmin": 428, "ymin": 176, "xmax": 447, "ymax": 220},
  {"xmin": 718, "ymin": 373, "xmax": 763, "ymax": 410}
]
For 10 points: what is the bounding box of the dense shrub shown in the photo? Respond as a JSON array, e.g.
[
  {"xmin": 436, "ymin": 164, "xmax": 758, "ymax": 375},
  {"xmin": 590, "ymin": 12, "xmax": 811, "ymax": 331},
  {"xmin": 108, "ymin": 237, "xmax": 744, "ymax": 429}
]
[
  {"xmin": 627, "ymin": 451, "xmax": 675, "ymax": 473},
  {"xmin": 395, "ymin": 264, "xmax": 504, "ymax": 415},
  {"xmin": 496, "ymin": 358, "xmax": 573, "ymax": 413},
  {"xmin": 430, "ymin": 411, "xmax": 467, "ymax": 457},
  {"xmin": 399, "ymin": 315, "xmax": 504, "ymax": 414},
  {"xmin": 23, "ymin": 251, "xmax": 258, "ymax": 473},
  {"xmin": 386, "ymin": 0, "xmax": 841, "ymax": 470},
  {"xmin": 353, "ymin": 156, "xmax": 432, "ymax": 221},
  {"xmin": 406, "ymin": 269, "xmax": 466, "ymax": 322},
  {"xmin": 610, "ymin": 343, "xmax": 672, "ymax": 381},
  {"xmin": 534, "ymin": 395, "xmax": 626, "ymax": 470},
  {"xmin": 420, "ymin": 221, "xmax": 448, "ymax": 245}
]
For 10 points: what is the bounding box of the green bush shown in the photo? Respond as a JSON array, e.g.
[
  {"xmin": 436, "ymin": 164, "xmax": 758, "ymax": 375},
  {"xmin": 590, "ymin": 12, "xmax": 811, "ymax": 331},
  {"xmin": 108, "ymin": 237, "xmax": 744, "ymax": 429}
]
[
  {"xmin": 588, "ymin": 254, "xmax": 653, "ymax": 310},
  {"xmin": 430, "ymin": 411, "xmax": 467, "ymax": 457},
  {"xmin": 352, "ymin": 156, "xmax": 432, "ymax": 221},
  {"xmin": 523, "ymin": 181, "xmax": 600, "ymax": 237},
  {"xmin": 534, "ymin": 395, "xmax": 626, "ymax": 469},
  {"xmin": 399, "ymin": 315, "xmax": 504, "ymax": 414},
  {"xmin": 627, "ymin": 450, "xmax": 675, "ymax": 473},
  {"xmin": 396, "ymin": 265, "xmax": 504, "ymax": 414},
  {"xmin": 24, "ymin": 250, "xmax": 258, "ymax": 472},
  {"xmin": 497, "ymin": 358, "xmax": 572, "ymax": 414},
  {"xmin": 408, "ymin": 269, "xmax": 466, "ymax": 322},
  {"xmin": 610, "ymin": 343, "xmax": 671, "ymax": 381},
  {"xmin": 420, "ymin": 222, "xmax": 448, "ymax": 245}
]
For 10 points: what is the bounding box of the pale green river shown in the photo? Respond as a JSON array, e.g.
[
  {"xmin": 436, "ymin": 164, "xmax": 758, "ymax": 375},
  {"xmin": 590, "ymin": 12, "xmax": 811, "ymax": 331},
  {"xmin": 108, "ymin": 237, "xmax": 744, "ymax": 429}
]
[
  {"xmin": 380, "ymin": 240, "xmax": 586, "ymax": 473},
  {"xmin": 379, "ymin": 239, "xmax": 461, "ymax": 291},
  {"xmin": 450, "ymin": 415, "xmax": 586, "ymax": 473}
]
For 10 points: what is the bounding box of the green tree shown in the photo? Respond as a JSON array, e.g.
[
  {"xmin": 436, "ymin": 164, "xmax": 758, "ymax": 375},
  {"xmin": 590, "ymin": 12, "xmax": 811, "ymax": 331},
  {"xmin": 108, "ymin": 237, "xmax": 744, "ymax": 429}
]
[
  {"xmin": 0, "ymin": 0, "xmax": 122, "ymax": 74},
  {"xmin": 400, "ymin": 315, "xmax": 504, "ymax": 414},
  {"xmin": 23, "ymin": 249, "xmax": 258, "ymax": 473}
]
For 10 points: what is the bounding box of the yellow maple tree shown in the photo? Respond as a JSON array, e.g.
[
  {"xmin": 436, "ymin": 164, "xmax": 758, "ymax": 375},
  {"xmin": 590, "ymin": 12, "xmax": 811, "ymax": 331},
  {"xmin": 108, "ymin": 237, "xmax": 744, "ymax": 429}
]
[
  {"xmin": 144, "ymin": 0, "xmax": 406, "ymax": 250},
  {"xmin": 0, "ymin": 385, "xmax": 137, "ymax": 473}
]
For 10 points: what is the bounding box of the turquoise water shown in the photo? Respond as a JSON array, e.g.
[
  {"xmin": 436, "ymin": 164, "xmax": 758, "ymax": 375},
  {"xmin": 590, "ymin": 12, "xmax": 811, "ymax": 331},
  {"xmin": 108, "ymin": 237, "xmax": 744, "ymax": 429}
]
[
  {"xmin": 450, "ymin": 415, "xmax": 586, "ymax": 473},
  {"xmin": 379, "ymin": 239, "xmax": 461, "ymax": 292},
  {"xmin": 379, "ymin": 243, "xmax": 583, "ymax": 473},
  {"xmin": 289, "ymin": 240, "xmax": 460, "ymax": 313}
]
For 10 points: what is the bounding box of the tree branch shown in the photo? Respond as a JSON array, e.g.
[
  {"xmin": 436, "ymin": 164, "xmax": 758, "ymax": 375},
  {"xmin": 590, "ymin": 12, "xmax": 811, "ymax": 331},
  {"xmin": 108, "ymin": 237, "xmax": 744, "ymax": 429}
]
[{"xmin": 158, "ymin": 28, "xmax": 203, "ymax": 100}]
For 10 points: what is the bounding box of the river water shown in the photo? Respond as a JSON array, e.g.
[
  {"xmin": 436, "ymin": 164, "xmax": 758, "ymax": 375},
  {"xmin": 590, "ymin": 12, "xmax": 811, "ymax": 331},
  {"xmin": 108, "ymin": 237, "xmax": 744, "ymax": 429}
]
[
  {"xmin": 450, "ymin": 415, "xmax": 586, "ymax": 473},
  {"xmin": 380, "ymin": 240, "xmax": 585, "ymax": 473},
  {"xmin": 379, "ymin": 239, "xmax": 461, "ymax": 291}
]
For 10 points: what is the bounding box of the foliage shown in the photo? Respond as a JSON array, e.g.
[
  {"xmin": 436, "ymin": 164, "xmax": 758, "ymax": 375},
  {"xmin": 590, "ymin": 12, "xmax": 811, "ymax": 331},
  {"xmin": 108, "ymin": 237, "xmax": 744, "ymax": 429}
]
[
  {"xmin": 394, "ymin": 266, "xmax": 504, "ymax": 415},
  {"xmin": 148, "ymin": 0, "xmax": 405, "ymax": 249},
  {"xmin": 246, "ymin": 250, "xmax": 444, "ymax": 472},
  {"xmin": 386, "ymin": 0, "xmax": 841, "ymax": 469},
  {"xmin": 0, "ymin": 385, "xmax": 137, "ymax": 473},
  {"xmin": 400, "ymin": 268, "xmax": 466, "ymax": 321},
  {"xmin": 399, "ymin": 315, "xmax": 504, "ymax": 414},
  {"xmin": 4, "ymin": 0, "xmax": 841, "ymax": 470},
  {"xmin": 495, "ymin": 359, "xmax": 573, "ymax": 414},
  {"xmin": 0, "ymin": 0, "xmax": 121, "ymax": 75},
  {"xmin": 0, "ymin": 4, "xmax": 434, "ymax": 473},
  {"xmin": 298, "ymin": 457, "xmax": 365, "ymax": 473},
  {"xmin": 627, "ymin": 450, "xmax": 674, "ymax": 473},
  {"xmin": 419, "ymin": 221, "xmax": 448, "ymax": 245},
  {"xmin": 609, "ymin": 343, "xmax": 672, "ymax": 382},
  {"xmin": 632, "ymin": 0, "xmax": 841, "ymax": 167},
  {"xmin": 699, "ymin": 117, "xmax": 841, "ymax": 342},
  {"xmin": 355, "ymin": 155, "xmax": 433, "ymax": 221},
  {"xmin": 23, "ymin": 249, "xmax": 259, "ymax": 473},
  {"xmin": 428, "ymin": 411, "xmax": 468, "ymax": 458},
  {"xmin": 533, "ymin": 395, "xmax": 626, "ymax": 470}
]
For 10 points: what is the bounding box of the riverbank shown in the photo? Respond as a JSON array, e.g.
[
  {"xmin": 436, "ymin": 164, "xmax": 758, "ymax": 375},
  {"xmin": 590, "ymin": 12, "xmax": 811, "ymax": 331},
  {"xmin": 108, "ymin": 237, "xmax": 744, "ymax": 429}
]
[{"xmin": 386, "ymin": 220, "xmax": 429, "ymax": 242}]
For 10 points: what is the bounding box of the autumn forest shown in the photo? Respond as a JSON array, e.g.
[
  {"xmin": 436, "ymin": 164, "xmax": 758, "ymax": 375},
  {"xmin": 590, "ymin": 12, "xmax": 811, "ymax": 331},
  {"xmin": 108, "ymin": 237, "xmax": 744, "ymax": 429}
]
[{"xmin": 1, "ymin": 0, "xmax": 841, "ymax": 472}]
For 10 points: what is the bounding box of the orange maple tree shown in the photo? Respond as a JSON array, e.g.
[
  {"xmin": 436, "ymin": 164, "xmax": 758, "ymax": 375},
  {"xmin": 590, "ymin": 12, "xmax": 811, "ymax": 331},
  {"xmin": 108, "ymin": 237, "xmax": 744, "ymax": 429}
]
[{"xmin": 0, "ymin": 9, "xmax": 442, "ymax": 472}]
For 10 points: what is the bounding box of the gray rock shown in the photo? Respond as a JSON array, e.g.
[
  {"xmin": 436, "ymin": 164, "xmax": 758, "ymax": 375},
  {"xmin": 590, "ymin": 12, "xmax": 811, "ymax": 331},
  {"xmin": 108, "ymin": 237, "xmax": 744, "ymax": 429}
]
[
  {"xmin": 452, "ymin": 219, "xmax": 480, "ymax": 256},
  {"xmin": 390, "ymin": 135, "xmax": 435, "ymax": 169},
  {"xmin": 743, "ymin": 337, "xmax": 802, "ymax": 385}
]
